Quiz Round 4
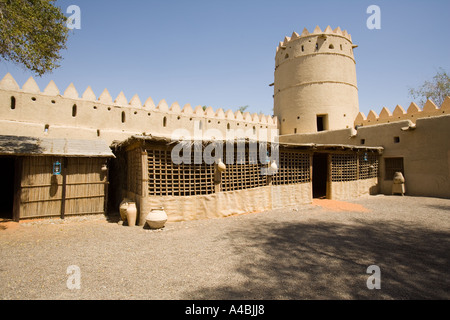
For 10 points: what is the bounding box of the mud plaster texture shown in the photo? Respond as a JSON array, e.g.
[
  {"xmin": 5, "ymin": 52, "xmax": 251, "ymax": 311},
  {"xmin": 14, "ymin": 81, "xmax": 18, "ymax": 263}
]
[{"xmin": 0, "ymin": 195, "xmax": 449, "ymax": 300}]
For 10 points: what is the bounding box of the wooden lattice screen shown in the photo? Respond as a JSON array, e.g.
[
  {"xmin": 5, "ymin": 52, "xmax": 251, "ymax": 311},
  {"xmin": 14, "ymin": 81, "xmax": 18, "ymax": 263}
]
[
  {"xmin": 221, "ymin": 143, "xmax": 268, "ymax": 192},
  {"xmin": 384, "ymin": 157, "xmax": 404, "ymax": 181},
  {"xmin": 272, "ymin": 151, "xmax": 310, "ymax": 185},
  {"xmin": 331, "ymin": 154, "xmax": 358, "ymax": 182},
  {"xmin": 147, "ymin": 148, "xmax": 215, "ymax": 196},
  {"xmin": 127, "ymin": 148, "xmax": 142, "ymax": 195},
  {"xmin": 358, "ymin": 153, "xmax": 379, "ymax": 180}
]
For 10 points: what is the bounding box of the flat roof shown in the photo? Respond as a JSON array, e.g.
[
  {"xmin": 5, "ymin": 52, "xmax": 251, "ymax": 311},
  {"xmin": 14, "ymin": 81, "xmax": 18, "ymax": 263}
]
[
  {"xmin": 113, "ymin": 134, "xmax": 384, "ymax": 153},
  {"xmin": 0, "ymin": 135, "xmax": 115, "ymax": 158}
]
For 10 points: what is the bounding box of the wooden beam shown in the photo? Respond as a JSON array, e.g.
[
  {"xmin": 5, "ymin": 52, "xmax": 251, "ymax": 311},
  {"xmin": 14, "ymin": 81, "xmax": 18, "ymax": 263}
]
[
  {"xmin": 13, "ymin": 157, "xmax": 23, "ymax": 222},
  {"xmin": 60, "ymin": 157, "xmax": 68, "ymax": 220}
]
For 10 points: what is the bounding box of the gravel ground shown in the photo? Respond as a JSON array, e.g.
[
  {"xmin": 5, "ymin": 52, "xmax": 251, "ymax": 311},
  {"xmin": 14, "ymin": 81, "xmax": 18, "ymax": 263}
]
[{"xmin": 0, "ymin": 195, "xmax": 449, "ymax": 300}]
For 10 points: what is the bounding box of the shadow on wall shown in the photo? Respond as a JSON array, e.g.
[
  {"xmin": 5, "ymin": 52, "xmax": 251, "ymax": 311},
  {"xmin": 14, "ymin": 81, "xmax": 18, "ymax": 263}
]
[{"xmin": 183, "ymin": 219, "xmax": 450, "ymax": 300}]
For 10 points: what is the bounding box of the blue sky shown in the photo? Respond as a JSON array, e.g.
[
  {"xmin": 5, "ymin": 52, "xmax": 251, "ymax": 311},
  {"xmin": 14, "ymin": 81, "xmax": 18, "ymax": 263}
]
[{"xmin": 0, "ymin": 0, "xmax": 449, "ymax": 117}]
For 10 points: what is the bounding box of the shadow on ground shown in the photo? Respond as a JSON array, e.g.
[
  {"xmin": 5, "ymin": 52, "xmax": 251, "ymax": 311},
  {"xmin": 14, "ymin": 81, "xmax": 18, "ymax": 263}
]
[{"xmin": 184, "ymin": 219, "xmax": 450, "ymax": 300}]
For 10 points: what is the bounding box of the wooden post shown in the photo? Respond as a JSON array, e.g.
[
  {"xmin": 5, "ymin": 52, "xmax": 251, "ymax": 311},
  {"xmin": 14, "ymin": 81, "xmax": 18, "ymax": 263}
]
[
  {"xmin": 12, "ymin": 157, "xmax": 23, "ymax": 222},
  {"xmin": 327, "ymin": 153, "xmax": 332, "ymax": 200},
  {"xmin": 60, "ymin": 157, "xmax": 68, "ymax": 220},
  {"xmin": 103, "ymin": 159, "xmax": 110, "ymax": 216}
]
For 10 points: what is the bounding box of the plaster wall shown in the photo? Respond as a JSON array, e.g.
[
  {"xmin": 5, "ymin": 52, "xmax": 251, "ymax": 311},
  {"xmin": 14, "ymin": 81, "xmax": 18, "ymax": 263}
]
[
  {"xmin": 0, "ymin": 74, "xmax": 278, "ymax": 145},
  {"xmin": 274, "ymin": 27, "xmax": 359, "ymax": 135},
  {"xmin": 280, "ymin": 115, "xmax": 450, "ymax": 198}
]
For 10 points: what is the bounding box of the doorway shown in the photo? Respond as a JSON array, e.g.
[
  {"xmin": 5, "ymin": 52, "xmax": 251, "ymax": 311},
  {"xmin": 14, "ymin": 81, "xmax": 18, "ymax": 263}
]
[
  {"xmin": 0, "ymin": 157, "xmax": 15, "ymax": 220},
  {"xmin": 313, "ymin": 153, "xmax": 328, "ymax": 199}
]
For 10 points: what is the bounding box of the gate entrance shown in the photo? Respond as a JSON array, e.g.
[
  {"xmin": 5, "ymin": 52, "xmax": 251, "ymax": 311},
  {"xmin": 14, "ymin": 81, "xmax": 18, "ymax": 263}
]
[{"xmin": 313, "ymin": 153, "xmax": 328, "ymax": 199}]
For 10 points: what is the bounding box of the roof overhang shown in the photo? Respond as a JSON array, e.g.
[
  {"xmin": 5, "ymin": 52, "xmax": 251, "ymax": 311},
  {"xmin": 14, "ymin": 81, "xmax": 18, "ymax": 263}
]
[
  {"xmin": 113, "ymin": 134, "xmax": 384, "ymax": 154},
  {"xmin": 0, "ymin": 135, "xmax": 115, "ymax": 158}
]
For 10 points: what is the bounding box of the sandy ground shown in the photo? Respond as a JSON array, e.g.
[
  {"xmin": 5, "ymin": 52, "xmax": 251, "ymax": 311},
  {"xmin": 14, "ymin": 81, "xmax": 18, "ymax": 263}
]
[{"xmin": 0, "ymin": 195, "xmax": 449, "ymax": 300}]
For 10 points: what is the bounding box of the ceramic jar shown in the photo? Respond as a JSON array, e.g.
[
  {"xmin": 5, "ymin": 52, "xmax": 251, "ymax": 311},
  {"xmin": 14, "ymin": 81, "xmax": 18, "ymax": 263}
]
[
  {"xmin": 119, "ymin": 199, "xmax": 130, "ymax": 222},
  {"xmin": 126, "ymin": 202, "xmax": 137, "ymax": 227},
  {"xmin": 146, "ymin": 207, "xmax": 168, "ymax": 229}
]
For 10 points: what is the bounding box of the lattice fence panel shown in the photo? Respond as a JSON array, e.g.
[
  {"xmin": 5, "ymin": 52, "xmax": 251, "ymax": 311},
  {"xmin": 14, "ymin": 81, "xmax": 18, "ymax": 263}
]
[
  {"xmin": 221, "ymin": 145, "xmax": 268, "ymax": 192},
  {"xmin": 147, "ymin": 148, "xmax": 215, "ymax": 196},
  {"xmin": 127, "ymin": 148, "xmax": 142, "ymax": 195},
  {"xmin": 358, "ymin": 153, "xmax": 379, "ymax": 180},
  {"xmin": 272, "ymin": 151, "xmax": 310, "ymax": 185},
  {"xmin": 331, "ymin": 154, "xmax": 358, "ymax": 182}
]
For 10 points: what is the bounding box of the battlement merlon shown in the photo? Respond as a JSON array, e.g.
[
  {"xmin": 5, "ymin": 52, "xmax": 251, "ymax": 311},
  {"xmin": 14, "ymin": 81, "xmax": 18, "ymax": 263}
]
[
  {"xmin": 276, "ymin": 25, "xmax": 356, "ymax": 54},
  {"xmin": 355, "ymin": 97, "xmax": 450, "ymax": 127},
  {"xmin": 0, "ymin": 73, "xmax": 278, "ymax": 144}
]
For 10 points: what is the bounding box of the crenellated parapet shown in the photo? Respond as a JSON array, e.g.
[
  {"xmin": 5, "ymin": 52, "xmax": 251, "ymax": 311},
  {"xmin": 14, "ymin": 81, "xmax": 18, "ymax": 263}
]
[
  {"xmin": 355, "ymin": 97, "xmax": 450, "ymax": 127},
  {"xmin": 0, "ymin": 73, "xmax": 278, "ymax": 144}
]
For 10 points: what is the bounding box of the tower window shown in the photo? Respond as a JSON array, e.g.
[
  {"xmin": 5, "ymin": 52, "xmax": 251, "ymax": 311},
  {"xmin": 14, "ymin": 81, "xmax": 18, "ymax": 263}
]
[
  {"xmin": 121, "ymin": 111, "xmax": 126, "ymax": 123},
  {"xmin": 285, "ymin": 54, "xmax": 289, "ymax": 59},
  {"xmin": 163, "ymin": 116, "xmax": 167, "ymax": 127},
  {"xmin": 360, "ymin": 139, "xmax": 366, "ymax": 145},
  {"xmin": 301, "ymin": 45, "xmax": 304, "ymax": 52},
  {"xmin": 10, "ymin": 96, "xmax": 16, "ymax": 110},
  {"xmin": 294, "ymin": 128, "xmax": 297, "ymax": 134},
  {"xmin": 72, "ymin": 104, "xmax": 77, "ymax": 117},
  {"xmin": 329, "ymin": 44, "xmax": 334, "ymax": 49},
  {"xmin": 315, "ymin": 43, "xmax": 319, "ymax": 50},
  {"xmin": 394, "ymin": 136, "xmax": 400, "ymax": 143},
  {"xmin": 317, "ymin": 115, "xmax": 328, "ymax": 132},
  {"xmin": 340, "ymin": 44, "xmax": 343, "ymax": 50}
]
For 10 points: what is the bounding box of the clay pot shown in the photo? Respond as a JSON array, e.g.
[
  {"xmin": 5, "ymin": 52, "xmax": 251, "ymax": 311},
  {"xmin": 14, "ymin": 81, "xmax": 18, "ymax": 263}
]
[
  {"xmin": 126, "ymin": 202, "xmax": 137, "ymax": 227},
  {"xmin": 119, "ymin": 199, "xmax": 130, "ymax": 222},
  {"xmin": 146, "ymin": 207, "xmax": 168, "ymax": 229},
  {"xmin": 393, "ymin": 172, "xmax": 405, "ymax": 184},
  {"xmin": 216, "ymin": 159, "xmax": 226, "ymax": 173}
]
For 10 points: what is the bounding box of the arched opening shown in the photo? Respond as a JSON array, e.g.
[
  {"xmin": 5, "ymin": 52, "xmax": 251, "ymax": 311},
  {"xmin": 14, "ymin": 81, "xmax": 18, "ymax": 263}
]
[
  {"xmin": 121, "ymin": 111, "xmax": 126, "ymax": 123},
  {"xmin": 329, "ymin": 44, "xmax": 334, "ymax": 49},
  {"xmin": 72, "ymin": 104, "xmax": 77, "ymax": 117},
  {"xmin": 163, "ymin": 116, "xmax": 167, "ymax": 127}
]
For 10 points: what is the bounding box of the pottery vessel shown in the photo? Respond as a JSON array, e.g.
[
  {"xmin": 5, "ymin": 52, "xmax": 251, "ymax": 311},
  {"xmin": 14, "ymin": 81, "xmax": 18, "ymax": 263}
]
[
  {"xmin": 146, "ymin": 207, "xmax": 168, "ymax": 229},
  {"xmin": 119, "ymin": 199, "xmax": 130, "ymax": 222},
  {"xmin": 126, "ymin": 202, "xmax": 137, "ymax": 227}
]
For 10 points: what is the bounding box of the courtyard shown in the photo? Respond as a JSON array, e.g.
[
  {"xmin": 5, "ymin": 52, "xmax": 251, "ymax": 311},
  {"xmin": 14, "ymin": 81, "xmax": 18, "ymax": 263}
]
[{"xmin": 0, "ymin": 195, "xmax": 449, "ymax": 300}]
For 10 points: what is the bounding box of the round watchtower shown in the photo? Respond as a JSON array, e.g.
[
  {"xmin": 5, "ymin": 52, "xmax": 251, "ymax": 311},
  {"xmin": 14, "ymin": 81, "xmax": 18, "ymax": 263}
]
[{"xmin": 274, "ymin": 26, "xmax": 359, "ymax": 135}]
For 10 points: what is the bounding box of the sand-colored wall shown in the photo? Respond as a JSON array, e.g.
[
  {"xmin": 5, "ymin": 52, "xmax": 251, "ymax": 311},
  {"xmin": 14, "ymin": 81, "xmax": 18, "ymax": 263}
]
[
  {"xmin": 133, "ymin": 183, "xmax": 312, "ymax": 224},
  {"xmin": 355, "ymin": 97, "xmax": 450, "ymax": 127},
  {"xmin": 274, "ymin": 26, "xmax": 359, "ymax": 135},
  {"xmin": 0, "ymin": 73, "xmax": 278, "ymax": 145},
  {"xmin": 330, "ymin": 178, "xmax": 378, "ymax": 201},
  {"xmin": 280, "ymin": 115, "xmax": 450, "ymax": 198}
]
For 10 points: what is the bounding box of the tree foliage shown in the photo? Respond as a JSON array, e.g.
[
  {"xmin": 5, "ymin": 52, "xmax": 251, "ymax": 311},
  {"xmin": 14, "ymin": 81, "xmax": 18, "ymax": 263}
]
[
  {"xmin": 0, "ymin": 0, "xmax": 69, "ymax": 76},
  {"xmin": 238, "ymin": 105, "xmax": 249, "ymax": 113},
  {"xmin": 408, "ymin": 68, "xmax": 450, "ymax": 106}
]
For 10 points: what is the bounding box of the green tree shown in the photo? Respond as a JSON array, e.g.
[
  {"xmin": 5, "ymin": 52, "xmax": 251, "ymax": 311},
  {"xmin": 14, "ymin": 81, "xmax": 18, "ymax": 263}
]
[
  {"xmin": 408, "ymin": 68, "xmax": 450, "ymax": 106},
  {"xmin": 0, "ymin": 0, "xmax": 69, "ymax": 76},
  {"xmin": 238, "ymin": 105, "xmax": 249, "ymax": 113}
]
